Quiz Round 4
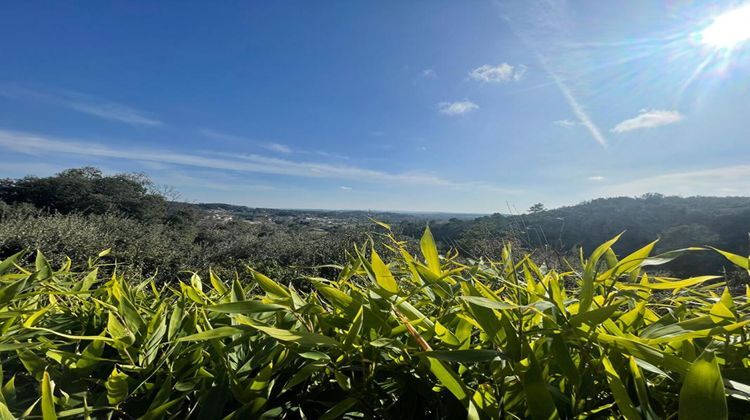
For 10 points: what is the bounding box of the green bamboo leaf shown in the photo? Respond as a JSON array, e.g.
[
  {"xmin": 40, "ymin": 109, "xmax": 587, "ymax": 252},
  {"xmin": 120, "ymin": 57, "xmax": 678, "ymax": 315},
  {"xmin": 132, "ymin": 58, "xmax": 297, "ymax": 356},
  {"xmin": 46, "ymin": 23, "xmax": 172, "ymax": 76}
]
[
  {"xmin": 417, "ymin": 350, "xmax": 504, "ymax": 363},
  {"xmin": 629, "ymin": 356, "xmax": 657, "ymax": 419},
  {"xmin": 424, "ymin": 356, "xmax": 480, "ymax": 419},
  {"xmin": 597, "ymin": 240, "xmax": 657, "ymax": 280},
  {"xmin": 0, "ymin": 402, "xmax": 13, "ymax": 420},
  {"xmin": 209, "ymin": 269, "xmax": 228, "ymax": 295},
  {"xmin": 472, "ymin": 383, "xmax": 499, "ymax": 420},
  {"xmin": 41, "ymin": 371, "xmax": 57, "ymax": 420},
  {"xmin": 460, "ymin": 296, "xmax": 517, "ymax": 310},
  {"xmin": 205, "ymin": 301, "xmax": 286, "ymax": 314},
  {"xmin": 319, "ymin": 397, "xmax": 358, "ymax": 420},
  {"xmin": 0, "ymin": 250, "xmax": 24, "ymax": 275},
  {"xmin": 231, "ymin": 278, "xmax": 245, "ymax": 302},
  {"xmin": 251, "ymin": 270, "xmax": 290, "ymax": 299},
  {"xmin": 189, "ymin": 273, "xmax": 203, "ymax": 293},
  {"xmin": 249, "ymin": 323, "xmax": 340, "ymax": 347},
  {"xmin": 580, "ymin": 234, "xmax": 622, "ymax": 314},
  {"xmin": 569, "ymin": 304, "xmax": 620, "ymax": 327},
  {"xmin": 17, "ymin": 350, "xmax": 46, "ymax": 380},
  {"xmin": 167, "ymin": 300, "xmax": 184, "ymax": 341},
  {"xmin": 35, "ymin": 250, "xmax": 53, "ymax": 280},
  {"xmin": 0, "ymin": 277, "xmax": 27, "ymax": 306},
  {"xmin": 177, "ymin": 326, "xmax": 249, "ymax": 342},
  {"xmin": 602, "ymin": 356, "xmax": 641, "ymax": 420},
  {"xmin": 594, "ymin": 332, "xmax": 691, "ymax": 374},
  {"xmin": 371, "ymin": 250, "xmax": 398, "ymax": 294},
  {"xmin": 283, "ymin": 362, "xmax": 325, "ymax": 391},
  {"xmin": 0, "ymin": 343, "xmax": 36, "ymax": 352},
  {"xmin": 79, "ymin": 268, "xmax": 99, "ymax": 292},
  {"xmin": 711, "ymin": 247, "xmax": 749, "ymax": 273},
  {"xmin": 313, "ymin": 282, "xmax": 356, "ymax": 312},
  {"xmin": 106, "ymin": 367, "xmax": 129, "ymax": 406},
  {"xmin": 420, "ymin": 226, "xmax": 441, "ymax": 275},
  {"xmin": 641, "ymin": 247, "xmax": 706, "ymax": 266},
  {"xmin": 550, "ymin": 336, "xmax": 580, "ymax": 388},
  {"xmin": 643, "ymin": 275, "xmax": 721, "ymax": 291},
  {"xmin": 107, "ymin": 312, "xmax": 135, "ymax": 346},
  {"xmin": 434, "ymin": 320, "xmax": 460, "ymax": 346},
  {"xmin": 0, "ymin": 367, "xmax": 15, "ymax": 407},
  {"xmin": 75, "ymin": 339, "xmax": 105, "ymax": 373},
  {"xmin": 27, "ymin": 327, "xmax": 116, "ymax": 343},
  {"xmin": 343, "ymin": 306, "xmax": 364, "ymax": 349},
  {"xmin": 522, "ymin": 353, "xmax": 558, "ymax": 420},
  {"xmin": 139, "ymin": 399, "xmax": 181, "ymax": 420},
  {"xmin": 679, "ymin": 352, "xmax": 727, "ymax": 420},
  {"xmin": 370, "ymin": 219, "xmax": 392, "ymax": 231}
]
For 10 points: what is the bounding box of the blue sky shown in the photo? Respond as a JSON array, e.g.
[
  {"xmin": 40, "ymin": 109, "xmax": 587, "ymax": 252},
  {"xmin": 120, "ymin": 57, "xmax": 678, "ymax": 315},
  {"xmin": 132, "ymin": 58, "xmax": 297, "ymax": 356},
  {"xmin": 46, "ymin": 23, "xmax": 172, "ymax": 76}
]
[{"xmin": 1, "ymin": 1, "xmax": 749, "ymax": 213}]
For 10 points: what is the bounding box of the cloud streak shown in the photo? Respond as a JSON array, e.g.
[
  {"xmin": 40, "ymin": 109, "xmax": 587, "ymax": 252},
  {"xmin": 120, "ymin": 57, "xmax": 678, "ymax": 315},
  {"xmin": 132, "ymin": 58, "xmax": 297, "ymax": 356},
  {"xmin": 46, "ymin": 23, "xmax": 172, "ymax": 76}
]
[
  {"xmin": 600, "ymin": 165, "xmax": 750, "ymax": 197},
  {"xmin": 611, "ymin": 109, "xmax": 684, "ymax": 134},
  {"xmin": 542, "ymin": 62, "xmax": 607, "ymax": 147},
  {"xmin": 438, "ymin": 100, "xmax": 479, "ymax": 116},
  {"xmin": 554, "ymin": 119, "xmax": 579, "ymax": 128},
  {"xmin": 469, "ymin": 63, "xmax": 527, "ymax": 83},
  {"xmin": 201, "ymin": 129, "xmax": 294, "ymax": 154},
  {"xmin": 421, "ymin": 69, "xmax": 438, "ymax": 79},
  {"xmin": 0, "ymin": 86, "xmax": 163, "ymax": 126},
  {"xmin": 0, "ymin": 129, "xmax": 521, "ymax": 194},
  {"xmin": 202, "ymin": 128, "xmax": 350, "ymax": 160}
]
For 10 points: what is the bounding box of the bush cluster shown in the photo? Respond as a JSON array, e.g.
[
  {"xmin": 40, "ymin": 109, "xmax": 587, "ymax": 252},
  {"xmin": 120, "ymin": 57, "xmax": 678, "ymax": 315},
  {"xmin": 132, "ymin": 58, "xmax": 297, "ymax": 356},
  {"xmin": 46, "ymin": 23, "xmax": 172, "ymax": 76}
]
[{"xmin": 1, "ymin": 228, "xmax": 749, "ymax": 418}]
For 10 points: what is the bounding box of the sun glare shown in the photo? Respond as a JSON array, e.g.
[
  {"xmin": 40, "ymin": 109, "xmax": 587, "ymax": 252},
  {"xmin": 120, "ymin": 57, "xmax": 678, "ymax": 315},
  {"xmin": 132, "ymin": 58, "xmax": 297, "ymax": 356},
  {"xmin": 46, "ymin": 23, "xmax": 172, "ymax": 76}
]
[{"xmin": 700, "ymin": 3, "xmax": 750, "ymax": 48}]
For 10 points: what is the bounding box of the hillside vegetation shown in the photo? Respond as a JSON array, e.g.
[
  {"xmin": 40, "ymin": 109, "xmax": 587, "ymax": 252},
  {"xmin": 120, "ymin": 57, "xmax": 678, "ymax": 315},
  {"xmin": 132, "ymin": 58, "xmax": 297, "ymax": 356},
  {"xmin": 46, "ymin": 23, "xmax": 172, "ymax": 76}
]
[
  {"xmin": 3, "ymin": 168, "xmax": 750, "ymax": 282},
  {"xmin": 0, "ymin": 169, "xmax": 376, "ymax": 281},
  {"xmin": 2, "ymin": 168, "xmax": 750, "ymax": 418},
  {"xmin": 1, "ymin": 227, "xmax": 750, "ymax": 419},
  {"xmin": 414, "ymin": 194, "xmax": 750, "ymax": 276}
]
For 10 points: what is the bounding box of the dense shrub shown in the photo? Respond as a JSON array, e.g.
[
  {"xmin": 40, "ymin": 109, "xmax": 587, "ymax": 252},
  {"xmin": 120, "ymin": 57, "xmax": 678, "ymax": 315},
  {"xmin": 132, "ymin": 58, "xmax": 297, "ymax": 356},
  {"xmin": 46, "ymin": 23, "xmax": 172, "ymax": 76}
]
[
  {"xmin": 0, "ymin": 202, "xmax": 196, "ymax": 277},
  {"xmin": 419, "ymin": 195, "xmax": 750, "ymax": 276},
  {"xmin": 1, "ymin": 228, "xmax": 749, "ymax": 418},
  {"xmin": 0, "ymin": 201, "xmax": 377, "ymax": 282},
  {"xmin": 0, "ymin": 167, "xmax": 171, "ymax": 223}
]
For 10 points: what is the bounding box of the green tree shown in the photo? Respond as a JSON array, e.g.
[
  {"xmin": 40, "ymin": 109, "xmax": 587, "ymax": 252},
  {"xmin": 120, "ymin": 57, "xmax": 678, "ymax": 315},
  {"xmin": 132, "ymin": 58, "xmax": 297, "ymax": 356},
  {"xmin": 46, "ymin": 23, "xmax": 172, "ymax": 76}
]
[{"xmin": 528, "ymin": 203, "xmax": 546, "ymax": 213}]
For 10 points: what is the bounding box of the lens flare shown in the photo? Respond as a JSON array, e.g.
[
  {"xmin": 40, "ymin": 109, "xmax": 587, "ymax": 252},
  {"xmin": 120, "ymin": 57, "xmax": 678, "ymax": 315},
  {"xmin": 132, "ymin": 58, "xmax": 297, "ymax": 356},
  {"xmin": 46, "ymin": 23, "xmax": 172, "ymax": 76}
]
[{"xmin": 700, "ymin": 3, "xmax": 750, "ymax": 48}]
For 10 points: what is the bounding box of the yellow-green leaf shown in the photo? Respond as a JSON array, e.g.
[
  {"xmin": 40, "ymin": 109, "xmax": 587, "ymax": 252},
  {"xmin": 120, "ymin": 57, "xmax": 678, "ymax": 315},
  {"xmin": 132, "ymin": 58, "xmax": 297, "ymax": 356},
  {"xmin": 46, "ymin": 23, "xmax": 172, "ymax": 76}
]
[
  {"xmin": 679, "ymin": 352, "xmax": 727, "ymax": 420},
  {"xmin": 371, "ymin": 250, "xmax": 398, "ymax": 294},
  {"xmin": 251, "ymin": 270, "xmax": 290, "ymax": 299},
  {"xmin": 41, "ymin": 371, "xmax": 57, "ymax": 420},
  {"xmin": 105, "ymin": 367, "xmax": 129, "ymax": 406},
  {"xmin": 420, "ymin": 226, "xmax": 441, "ymax": 275},
  {"xmin": 602, "ymin": 356, "xmax": 641, "ymax": 420}
]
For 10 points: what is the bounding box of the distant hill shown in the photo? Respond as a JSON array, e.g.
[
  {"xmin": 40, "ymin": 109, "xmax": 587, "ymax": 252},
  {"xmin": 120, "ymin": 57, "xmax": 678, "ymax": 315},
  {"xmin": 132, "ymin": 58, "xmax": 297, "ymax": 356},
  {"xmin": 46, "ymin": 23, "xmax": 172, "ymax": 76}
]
[
  {"xmin": 195, "ymin": 202, "xmax": 484, "ymax": 224},
  {"xmin": 419, "ymin": 194, "xmax": 750, "ymax": 275}
]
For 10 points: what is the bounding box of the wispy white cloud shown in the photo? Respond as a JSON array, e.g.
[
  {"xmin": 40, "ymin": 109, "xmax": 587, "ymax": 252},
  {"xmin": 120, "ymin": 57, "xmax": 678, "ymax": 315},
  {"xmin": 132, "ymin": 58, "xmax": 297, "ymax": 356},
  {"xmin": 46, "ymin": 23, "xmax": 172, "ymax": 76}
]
[
  {"xmin": 0, "ymin": 128, "xmax": 521, "ymax": 194},
  {"xmin": 421, "ymin": 69, "xmax": 438, "ymax": 79},
  {"xmin": 438, "ymin": 100, "xmax": 479, "ymax": 116},
  {"xmin": 202, "ymin": 129, "xmax": 350, "ymax": 160},
  {"xmin": 0, "ymin": 86, "xmax": 163, "ymax": 126},
  {"xmin": 542, "ymin": 62, "xmax": 607, "ymax": 147},
  {"xmin": 469, "ymin": 63, "xmax": 527, "ymax": 83},
  {"xmin": 611, "ymin": 109, "xmax": 684, "ymax": 134},
  {"xmin": 599, "ymin": 165, "xmax": 750, "ymax": 197},
  {"xmin": 339, "ymin": 186, "xmax": 353, "ymax": 191},
  {"xmin": 494, "ymin": 0, "xmax": 607, "ymax": 147},
  {"xmin": 554, "ymin": 119, "xmax": 579, "ymax": 128},
  {"xmin": 587, "ymin": 175, "xmax": 606, "ymax": 181},
  {"xmin": 201, "ymin": 129, "xmax": 293, "ymax": 154},
  {"xmin": 267, "ymin": 143, "xmax": 292, "ymax": 154},
  {"xmin": 311, "ymin": 150, "xmax": 350, "ymax": 160},
  {"xmin": 65, "ymin": 101, "xmax": 163, "ymax": 126}
]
